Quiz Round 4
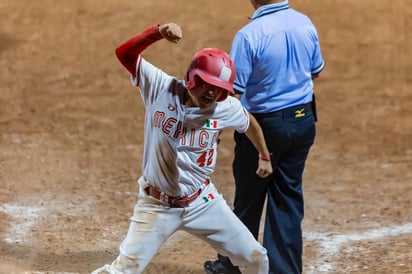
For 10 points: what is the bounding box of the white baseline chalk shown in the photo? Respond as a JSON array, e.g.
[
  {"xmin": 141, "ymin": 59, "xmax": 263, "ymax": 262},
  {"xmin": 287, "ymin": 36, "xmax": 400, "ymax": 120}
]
[{"xmin": 304, "ymin": 223, "xmax": 412, "ymax": 273}]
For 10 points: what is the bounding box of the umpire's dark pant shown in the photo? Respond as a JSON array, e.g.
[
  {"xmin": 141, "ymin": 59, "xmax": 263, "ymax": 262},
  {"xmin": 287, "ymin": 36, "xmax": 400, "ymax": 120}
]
[{"xmin": 218, "ymin": 103, "xmax": 316, "ymax": 274}]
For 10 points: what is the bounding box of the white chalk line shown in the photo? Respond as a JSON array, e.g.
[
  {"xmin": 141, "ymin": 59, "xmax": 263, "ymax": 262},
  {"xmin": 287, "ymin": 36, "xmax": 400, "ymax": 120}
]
[
  {"xmin": 304, "ymin": 222, "xmax": 412, "ymax": 273},
  {"xmin": 0, "ymin": 203, "xmax": 45, "ymax": 244},
  {"xmin": 2, "ymin": 202, "xmax": 411, "ymax": 273},
  {"xmin": 22, "ymin": 272, "xmax": 78, "ymax": 274}
]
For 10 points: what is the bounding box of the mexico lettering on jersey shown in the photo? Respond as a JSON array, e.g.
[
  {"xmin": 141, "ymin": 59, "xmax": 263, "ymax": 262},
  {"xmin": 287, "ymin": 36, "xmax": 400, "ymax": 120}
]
[{"xmin": 131, "ymin": 56, "xmax": 249, "ymax": 197}]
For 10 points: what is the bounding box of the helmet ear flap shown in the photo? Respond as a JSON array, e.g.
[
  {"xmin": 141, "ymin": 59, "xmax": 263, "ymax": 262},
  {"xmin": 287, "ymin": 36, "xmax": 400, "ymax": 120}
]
[{"xmin": 185, "ymin": 69, "xmax": 201, "ymax": 90}]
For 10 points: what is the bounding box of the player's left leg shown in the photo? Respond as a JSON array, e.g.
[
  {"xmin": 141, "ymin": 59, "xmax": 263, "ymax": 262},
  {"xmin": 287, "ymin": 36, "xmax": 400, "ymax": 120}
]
[{"xmin": 183, "ymin": 182, "xmax": 269, "ymax": 274}]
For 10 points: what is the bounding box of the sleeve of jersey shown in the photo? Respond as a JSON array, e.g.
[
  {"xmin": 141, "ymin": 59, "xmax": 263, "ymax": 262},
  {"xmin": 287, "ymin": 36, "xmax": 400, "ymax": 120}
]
[
  {"xmin": 229, "ymin": 33, "xmax": 253, "ymax": 94},
  {"xmin": 310, "ymin": 27, "xmax": 325, "ymax": 75},
  {"xmin": 133, "ymin": 58, "xmax": 174, "ymax": 106},
  {"xmin": 115, "ymin": 24, "xmax": 163, "ymax": 79},
  {"xmin": 223, "ymin": 97, "xmax": 250, "ymax": 133}
]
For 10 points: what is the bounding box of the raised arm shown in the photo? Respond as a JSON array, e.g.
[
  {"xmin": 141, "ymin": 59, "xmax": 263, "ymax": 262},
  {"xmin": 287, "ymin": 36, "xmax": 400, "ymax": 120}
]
[{"xmin": 115, "ymin": 23, "xmax": 182, "ymax": 77}]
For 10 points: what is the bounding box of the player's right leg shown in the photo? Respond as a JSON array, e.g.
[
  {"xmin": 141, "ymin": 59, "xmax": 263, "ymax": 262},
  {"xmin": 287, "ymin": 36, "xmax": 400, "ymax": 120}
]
[{"xmin": 91, "ymin": 194, "xmax": 181, "ymax": 274}]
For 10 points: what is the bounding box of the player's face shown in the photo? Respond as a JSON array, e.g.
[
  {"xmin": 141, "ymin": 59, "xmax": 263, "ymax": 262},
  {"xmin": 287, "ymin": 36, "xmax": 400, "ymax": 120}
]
[{"xmin": 187, "ymin": 82, "xmax": 225, "ymax": 109}]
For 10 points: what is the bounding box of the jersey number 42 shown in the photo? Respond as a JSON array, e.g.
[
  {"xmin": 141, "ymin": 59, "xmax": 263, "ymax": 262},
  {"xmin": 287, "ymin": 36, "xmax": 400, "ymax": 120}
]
[{"xmin": 197, "ymin": 149, "xmax": 215, "ymax": 167}]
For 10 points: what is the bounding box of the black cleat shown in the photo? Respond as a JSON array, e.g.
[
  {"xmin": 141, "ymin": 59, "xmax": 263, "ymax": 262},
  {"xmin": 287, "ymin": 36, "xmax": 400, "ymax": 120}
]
[{"xmin": 203, "ymin": 259, "xmax": 241, "ymax": 274}]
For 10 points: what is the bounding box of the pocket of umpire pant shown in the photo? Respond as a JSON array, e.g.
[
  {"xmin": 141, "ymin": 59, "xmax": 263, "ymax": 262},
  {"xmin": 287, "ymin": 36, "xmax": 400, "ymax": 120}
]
[{"xmin": 312, "ymin": 93, "xmax": 318, "ymax": 122}]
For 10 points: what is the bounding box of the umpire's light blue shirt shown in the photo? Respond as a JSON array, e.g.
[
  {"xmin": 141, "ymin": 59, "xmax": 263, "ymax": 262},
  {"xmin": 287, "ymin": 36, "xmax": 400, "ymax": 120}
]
[{"xmin": 230, "ymin": 0, "xmax": 325, "ymax": 113}]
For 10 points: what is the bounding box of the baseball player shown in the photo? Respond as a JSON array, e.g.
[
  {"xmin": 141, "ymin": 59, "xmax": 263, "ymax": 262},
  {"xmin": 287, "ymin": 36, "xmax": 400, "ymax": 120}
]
[{"xmin": 91, "ymin": 22, "xmax": 273, "ymax": 274}]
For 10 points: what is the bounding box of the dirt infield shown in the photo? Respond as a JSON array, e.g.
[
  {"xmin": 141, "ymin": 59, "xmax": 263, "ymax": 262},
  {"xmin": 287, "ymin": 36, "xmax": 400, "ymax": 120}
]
[{"xmin": 1, "ymin": 0, "xmax": 411, "ymax": 273}]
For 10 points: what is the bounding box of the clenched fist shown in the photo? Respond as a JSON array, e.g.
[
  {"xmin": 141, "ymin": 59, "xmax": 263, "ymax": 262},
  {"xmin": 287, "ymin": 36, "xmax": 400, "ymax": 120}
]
[{"xmin": 158, "ymin": 23, "xmax": 182, "ymax": 43}]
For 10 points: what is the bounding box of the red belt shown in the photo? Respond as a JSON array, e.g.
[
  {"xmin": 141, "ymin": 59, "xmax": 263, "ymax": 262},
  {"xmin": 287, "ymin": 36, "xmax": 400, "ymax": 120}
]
[{"xmin": 144, "ymin": 179, "xmax": 210, "ymax": 207}]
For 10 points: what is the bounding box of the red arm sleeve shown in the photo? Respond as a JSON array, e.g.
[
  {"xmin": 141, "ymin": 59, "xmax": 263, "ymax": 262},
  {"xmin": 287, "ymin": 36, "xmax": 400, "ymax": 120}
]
[{"xmin": 115, "ymin": 24, "xmax": 163, "ymax": 77}]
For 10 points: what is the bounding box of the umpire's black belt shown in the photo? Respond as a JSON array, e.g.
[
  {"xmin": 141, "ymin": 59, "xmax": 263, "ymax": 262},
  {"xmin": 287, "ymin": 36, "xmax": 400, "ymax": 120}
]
[{"xmin": 252, "ymin": 102, "xmax": 313, "ymax": 119}]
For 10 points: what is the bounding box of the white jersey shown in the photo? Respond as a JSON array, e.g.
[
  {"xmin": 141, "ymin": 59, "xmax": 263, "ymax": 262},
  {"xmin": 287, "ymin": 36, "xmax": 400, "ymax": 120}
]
[{"xmin": 131, "ymin": 56, "xmax": 250, "ymax": 197}]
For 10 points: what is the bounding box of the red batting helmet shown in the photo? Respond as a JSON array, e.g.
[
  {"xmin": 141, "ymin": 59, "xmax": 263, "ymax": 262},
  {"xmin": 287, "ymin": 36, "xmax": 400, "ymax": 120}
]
[{"xmin": 185, "ymin": 48, "xmax": 236, "ymax": 102}]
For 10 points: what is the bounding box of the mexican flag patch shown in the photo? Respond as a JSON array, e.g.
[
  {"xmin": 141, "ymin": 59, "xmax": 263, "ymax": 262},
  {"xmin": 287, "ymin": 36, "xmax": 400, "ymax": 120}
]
[{"xmin": 205, "ymin": 119, "xmax": 218, "ymax": 128}]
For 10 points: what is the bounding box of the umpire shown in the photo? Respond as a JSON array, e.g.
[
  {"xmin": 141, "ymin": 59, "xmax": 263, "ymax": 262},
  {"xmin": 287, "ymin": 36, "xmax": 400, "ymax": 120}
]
[{"xmin": 204, "ymin": 0, "xmax": 325, "ymax": 273}]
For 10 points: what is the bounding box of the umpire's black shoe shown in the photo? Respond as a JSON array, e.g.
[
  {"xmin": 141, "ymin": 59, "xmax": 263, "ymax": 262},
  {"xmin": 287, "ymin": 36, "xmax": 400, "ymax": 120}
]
[{"xmin": 203, "ymin": 260, "xmax": 241, "ymax": 274}]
